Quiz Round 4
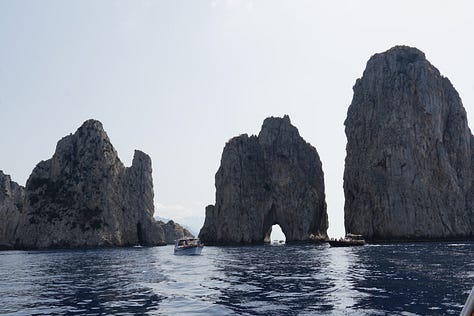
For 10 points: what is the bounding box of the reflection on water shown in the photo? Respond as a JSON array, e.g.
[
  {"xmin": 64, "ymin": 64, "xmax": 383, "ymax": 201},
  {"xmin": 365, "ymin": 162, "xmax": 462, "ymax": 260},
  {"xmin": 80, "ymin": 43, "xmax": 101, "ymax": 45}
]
[
  {"xmin": 324, "ymin": 246, "xmax": 369, "ymax": 313},
  {"xmin": 212, "ymin": 245, "xmax": 334, "ymax": 315},
  {"xmin": 1, "ymin": 242, "xmax": 473, "ymax": 315},
  {"xmin": 148, "ymin": 247, "xmax": 232, "ymax": 315}
]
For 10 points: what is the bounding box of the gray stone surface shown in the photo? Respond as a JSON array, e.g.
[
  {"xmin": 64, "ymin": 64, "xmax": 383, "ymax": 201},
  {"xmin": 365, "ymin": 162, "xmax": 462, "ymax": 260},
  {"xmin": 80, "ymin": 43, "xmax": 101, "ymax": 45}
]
[
  {"xmin": 199, "ymin": 115, "xmax": 328, "ymax": 245},
  {"xmin": 0, "ymin": 171, "xmax": 24, "ymax": 250},
  {"xmin": 159, "ymin": 220, "xmax": 194, "ymax": 244},
  {"xmin": 344, "ymin": 46, "xmax": 474, "ymax": 241},
  {"xmin": 12, "ymin": 119, "xmax": 166, "ymax": 249}
]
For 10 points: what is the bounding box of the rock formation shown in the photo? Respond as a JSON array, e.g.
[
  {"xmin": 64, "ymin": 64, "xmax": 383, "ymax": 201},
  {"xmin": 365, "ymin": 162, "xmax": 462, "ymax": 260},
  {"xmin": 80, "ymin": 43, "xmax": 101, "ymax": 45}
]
[
  {"xmin": 159, "ymin": 220, "xmax": 194, "ymax": 244},
  {"xmin": 9, "ymin": 119, "xmax": 166, "ymax": 249},
  {"xmin": 199, "ymin": 115, "xmax": 328, "ymax": 245},
  {"xmin": 0, "ymin": 171, "xmax": 25, "ymax": 250},
  {"xmin": 344, "ymin": 46, "xmax": 474, "ymax": 241}
]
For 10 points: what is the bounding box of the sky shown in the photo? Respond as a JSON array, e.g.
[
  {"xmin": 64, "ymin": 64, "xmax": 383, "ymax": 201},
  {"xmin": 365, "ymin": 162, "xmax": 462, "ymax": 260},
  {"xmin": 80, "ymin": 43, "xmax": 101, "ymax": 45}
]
[{"xmin": 1, "ymin": 0, "xmax": 474, "ymax": 238}]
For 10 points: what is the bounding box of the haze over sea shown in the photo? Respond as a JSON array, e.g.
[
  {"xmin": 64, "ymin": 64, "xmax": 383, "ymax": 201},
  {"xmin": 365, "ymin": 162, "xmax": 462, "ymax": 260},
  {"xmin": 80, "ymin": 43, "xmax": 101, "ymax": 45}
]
[{"xmin": 1, "ymin": 242, "xmax": 473, "ymax": 315}]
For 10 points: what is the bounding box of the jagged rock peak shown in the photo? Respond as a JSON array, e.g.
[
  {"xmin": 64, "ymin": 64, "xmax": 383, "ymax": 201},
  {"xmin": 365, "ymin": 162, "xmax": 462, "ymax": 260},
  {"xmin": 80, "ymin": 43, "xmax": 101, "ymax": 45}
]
[
  {"xmin": 199, "ymin": 115, "xmax": 328, "ymax": 245},
  {"xmin": 261, "ymin": 114, "xmax": 292, "ymax": 129},
  {"xmin": 12, "ymin": 119, "xmax": 166, "ymax": 249},
  {"xmin": 366, "ymin": 46, "xmax": 429, "ymax": 70},
  {"xmin": 79, "ymin": 118, "xmax": 105, "ymax": 131},
  {"xmin": 132, "ymin": 150, "xmax": 152, "ymax": 170},
  {"xmin": 50, "ymin": 119, "xmax": 122, "ymax": 177},
  {"xmin": 258, "ymin": 115, "xmax": 302, "ymax": 146},
  {"xmin": 344, "ymin": 46, "xmax": 474, "ymax": 241},
  {"xmin": 59, "ymin": 119, "xmax": 111, "ymax": 151},
  {"xmin": 0, "ymin": 170, "xmax": 23, "ymax": 201}
]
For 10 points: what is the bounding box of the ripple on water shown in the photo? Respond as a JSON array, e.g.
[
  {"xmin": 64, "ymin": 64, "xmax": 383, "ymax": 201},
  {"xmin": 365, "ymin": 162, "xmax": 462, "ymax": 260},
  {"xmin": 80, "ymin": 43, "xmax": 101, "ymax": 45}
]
[{"xmin": 1, "ymin": 242, "xmax": 474, "ymax": 315}]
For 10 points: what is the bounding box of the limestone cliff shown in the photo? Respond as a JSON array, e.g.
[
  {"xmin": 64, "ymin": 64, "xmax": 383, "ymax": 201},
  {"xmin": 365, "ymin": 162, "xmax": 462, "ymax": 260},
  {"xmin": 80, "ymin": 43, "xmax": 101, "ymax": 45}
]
[
  {"xmin": 344, "ymin": 46, "xmax": 474, "ymax": 241},
  {"xmin": 199, "ymin": 115, "xmax": 328, "ymax": 245},
  {"xmin": 159, "ymin": 220, "xmax": 194, "ymax": 244},
  {"xmin": 13, "ymin": 119, "xmax": 166, "ymax": 249},
  {"xmin": 0, "ymin": 171, "xmax": 24, "ymax": 250}
]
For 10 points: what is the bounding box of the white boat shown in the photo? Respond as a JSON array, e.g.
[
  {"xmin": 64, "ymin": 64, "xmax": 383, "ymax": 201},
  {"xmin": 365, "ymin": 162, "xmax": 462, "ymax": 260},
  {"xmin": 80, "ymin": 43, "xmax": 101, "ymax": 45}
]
[
  {"xmin": 271, "ymin": 239, "xmax": 285, "ymax": 245},
  {"xmin": 174, "ymin": 238, "xmax": 204, "ymax": 255},
  {"xmin": 328, "ymin": 233, "xmax": 366, "ymax": 247}
]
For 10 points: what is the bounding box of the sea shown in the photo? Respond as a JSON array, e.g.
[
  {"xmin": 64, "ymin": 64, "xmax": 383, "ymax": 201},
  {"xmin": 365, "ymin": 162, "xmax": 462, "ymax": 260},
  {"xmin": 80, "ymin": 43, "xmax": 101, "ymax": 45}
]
[{"xmin": 0, "ymin": 242, "xmax": 473, "ymax": 315}]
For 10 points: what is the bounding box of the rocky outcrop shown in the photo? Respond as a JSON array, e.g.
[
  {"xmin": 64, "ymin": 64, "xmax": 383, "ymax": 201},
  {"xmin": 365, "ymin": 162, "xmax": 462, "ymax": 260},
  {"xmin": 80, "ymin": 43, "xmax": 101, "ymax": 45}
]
[
  {"xmin": 159, "ymin": 220, "xmax": 194, "ymax": 244},
  {"xmin": 0, "ymin": 171, "xmax": 25, "ymax": 250},
  {"xmin": 199, "ymin": 115, "xmax": 328, "ymax": 245},
  {"xmin": 12, "ymin": 119, "xmax": 166, "ymax": 249},
  {"xmin": 344, "ymin": 46, "xmax": 474, "ymax": 241}
]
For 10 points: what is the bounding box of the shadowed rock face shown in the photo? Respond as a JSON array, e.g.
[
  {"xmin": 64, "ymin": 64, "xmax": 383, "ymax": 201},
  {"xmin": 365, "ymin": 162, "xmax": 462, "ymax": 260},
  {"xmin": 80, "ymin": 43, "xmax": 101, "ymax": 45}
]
[
  {"xmin": 0, "ymin": 171, "xmax": 25, "ymax": 250},
  {"xmin": 13, "ymin": 119, "xmax": 166, "ymax": 249},
  {"xmin": 344, "ymin": 46, "xmax": 474, "ymax": 241},
  {"xmin": 199, "ymin": 115, "xmax": 328, "ymax": 245}
]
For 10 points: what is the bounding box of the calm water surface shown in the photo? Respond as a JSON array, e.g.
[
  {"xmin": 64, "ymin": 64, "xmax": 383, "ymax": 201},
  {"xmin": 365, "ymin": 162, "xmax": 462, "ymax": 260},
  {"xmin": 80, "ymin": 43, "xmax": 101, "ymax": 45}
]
[{"xmin": 0, "ymin": 242, "xmax": 473, "ymax": 315}]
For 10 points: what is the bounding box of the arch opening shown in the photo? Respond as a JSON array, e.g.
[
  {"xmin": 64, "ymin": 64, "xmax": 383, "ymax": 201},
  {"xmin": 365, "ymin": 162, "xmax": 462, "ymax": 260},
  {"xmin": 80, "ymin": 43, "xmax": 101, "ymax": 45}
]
[{"xmin": 264, "ymin": 224, "xmax": 286, "ymax": 244}]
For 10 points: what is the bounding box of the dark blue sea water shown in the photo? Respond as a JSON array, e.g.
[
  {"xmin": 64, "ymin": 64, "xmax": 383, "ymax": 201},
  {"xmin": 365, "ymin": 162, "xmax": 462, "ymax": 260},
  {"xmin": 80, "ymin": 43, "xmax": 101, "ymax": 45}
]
[{"xmin": 1, "ymin": 242, "xmax": 473, "ymax": 315}]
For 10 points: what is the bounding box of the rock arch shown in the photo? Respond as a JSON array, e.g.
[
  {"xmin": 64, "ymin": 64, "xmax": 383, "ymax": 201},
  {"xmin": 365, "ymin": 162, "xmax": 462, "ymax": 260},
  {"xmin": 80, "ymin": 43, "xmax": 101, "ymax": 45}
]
[
  {"xmin": 199, "ymin": 116, "xmax": 328, "ymax": 245},
  {"xmin": 262, "ymin": 205, "xmax": 288, "ymax": 243}
]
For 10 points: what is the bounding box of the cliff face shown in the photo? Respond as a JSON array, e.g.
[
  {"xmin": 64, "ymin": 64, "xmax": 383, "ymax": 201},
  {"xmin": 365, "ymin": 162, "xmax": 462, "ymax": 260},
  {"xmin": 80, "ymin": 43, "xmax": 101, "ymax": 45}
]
[
  {"xmin": 0, "ymin": 171, "xmax": 24, "ymax": 250},
  {"xmin": 199, "ymin": 115, "xmax": 328, "ymax": 245},
  {"xmin": 13, "ymin": 120, "xmax": 166, "ymax": 249},
  {"xmin": 344, "ymin": 46, "xmax": 474, "ymax": 241},
  {"xmin": 159, "ymin": 220, "xmax": 194, "ymax": 244}
]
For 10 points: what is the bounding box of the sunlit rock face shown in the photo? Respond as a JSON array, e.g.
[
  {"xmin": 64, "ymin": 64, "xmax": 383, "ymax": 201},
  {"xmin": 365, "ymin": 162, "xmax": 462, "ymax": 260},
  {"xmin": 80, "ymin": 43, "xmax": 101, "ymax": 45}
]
[
  {"xmin": 0, "ymin": 171, "xmax": 24, "ymax": 250},
  {"xmin": 159, "ymin": 220, "xmax": 194, "ymax": 244},
  {"xmin": 344, "ymin": 46, "xmax": 474, "ymax": 241},
  {"xmin": 199, "ymin": 115, "xmax": 328, "ymax": 245},
  {"xmin": 13, "ymin": 120, "xmax": 166, "ymax": 249}
]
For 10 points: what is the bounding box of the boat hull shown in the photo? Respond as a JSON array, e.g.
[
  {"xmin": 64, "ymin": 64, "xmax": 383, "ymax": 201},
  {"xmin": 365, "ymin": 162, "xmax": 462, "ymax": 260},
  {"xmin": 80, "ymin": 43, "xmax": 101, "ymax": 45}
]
[
  {"xmin": 174, "ymin": 246, "xmax": 203, "ymax": 256},
  {"xmin": 328, "ymin": 240, "xmax": 365, "ymax": 247}
]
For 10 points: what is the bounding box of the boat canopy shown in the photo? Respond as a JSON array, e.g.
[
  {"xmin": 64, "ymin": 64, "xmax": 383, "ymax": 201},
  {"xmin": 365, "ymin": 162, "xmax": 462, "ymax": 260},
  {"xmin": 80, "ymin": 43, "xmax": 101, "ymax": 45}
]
[{"xmin": 346, "ymin": 233, "xmax": 364, "ymax": 240}]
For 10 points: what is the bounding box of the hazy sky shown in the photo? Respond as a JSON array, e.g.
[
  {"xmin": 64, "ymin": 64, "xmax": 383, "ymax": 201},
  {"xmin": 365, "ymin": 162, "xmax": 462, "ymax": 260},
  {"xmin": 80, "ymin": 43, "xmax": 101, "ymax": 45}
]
[{"xmin": 1, "ymin": 0, "xmax": 473, "ymax": 238}]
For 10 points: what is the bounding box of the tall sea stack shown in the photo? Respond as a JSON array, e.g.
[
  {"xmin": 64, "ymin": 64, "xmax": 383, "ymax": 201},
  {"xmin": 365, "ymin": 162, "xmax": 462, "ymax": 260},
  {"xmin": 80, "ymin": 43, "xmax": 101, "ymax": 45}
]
[
  {"xmin": 12, "ymin": 119, "xmax": 166, "ymax": 249},
  {"xmin": 199, "ymin": 115, "xmax": 328, "ymax": 245},
  {"xmin": 0, "ymin": 171, "xmax": 25, "ymax": 250},
  {"xmin": 344, "ymin": 46, "xmax": 474, "ymax": 241}
]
